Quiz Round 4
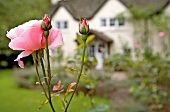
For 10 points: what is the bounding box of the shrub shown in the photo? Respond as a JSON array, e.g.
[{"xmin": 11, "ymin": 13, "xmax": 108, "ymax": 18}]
[
  {"xmin": 129, "ymin": 47, "xmax": 170, "ymax": 111},
  {"xmin": 13, "ymin": 67, "xmax": 37, "ymax": 89}
]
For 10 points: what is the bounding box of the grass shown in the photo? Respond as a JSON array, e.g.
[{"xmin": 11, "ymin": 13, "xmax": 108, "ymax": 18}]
[{"xmin": 0, "ymin": 69, "xmax": 110, "ymax": 112}]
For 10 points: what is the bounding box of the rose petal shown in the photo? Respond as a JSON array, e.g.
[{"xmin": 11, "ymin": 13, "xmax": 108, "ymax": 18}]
[
  {"xmin": 18, "ymin": 20, "xmax": 42, "ymax": 29},
  {"xmin": 6, "ymin": 20, "xmax": 42, "ymax": 40},
  {"xmin": 48, "ymin": 28, "xmax": 63, "ymax": 50},
  {"xmin": 9, "ymin": 27, "xmax": 43, "ymax": 51},
  {"xmin": 14, "ymin": 51, "xmax": 33, "ymax": 68},
  {"xmin": 17, "ymin": 59, "xmax": 24, "ymax": 68},
  {"xmin": 6, "ymin": 28, "xmax": 24, "ymax": 40}
]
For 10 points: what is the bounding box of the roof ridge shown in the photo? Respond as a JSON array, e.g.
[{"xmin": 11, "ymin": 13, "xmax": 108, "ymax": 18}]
[{"xmin": 48, "ymin": 0, "xmax": 108, "ymax": 20}]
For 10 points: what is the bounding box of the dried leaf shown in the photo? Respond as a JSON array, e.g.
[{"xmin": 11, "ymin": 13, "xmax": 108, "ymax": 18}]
[
  {"xmin": 38, "ymin": 99, "xmax": 49, "ymax": 110},
  {"xmin": 65, "ymin": 82, "xmax": 76, "ymax": 96}
]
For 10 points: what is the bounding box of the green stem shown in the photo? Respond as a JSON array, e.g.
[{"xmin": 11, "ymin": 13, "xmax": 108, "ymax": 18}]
[
  {"xmin": 32, "ymin": 54, "xmax": 48, "ymax": 99},
  {"xmin": 45, "ymin": 36, "xmax": 56, "ymax": 112},
  {"xmin": 40, "ymin": 56, "xmax": 48, "ymax": 85},
  {"xmin": 64, "ymin": 40, "xmax": 86, "ymax": 112},
  {"xmin": 45, "ymin": 40, "xmax": 52, "ymax": 82}
]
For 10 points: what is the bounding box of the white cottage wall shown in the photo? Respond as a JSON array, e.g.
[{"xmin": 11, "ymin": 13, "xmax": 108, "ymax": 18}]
[
  {"xmin": 89, "ymin": 0, "xmax": 134, "ymax": 54},
  {"xmin": 52, "ymin": 6, "xmax": 79, "ymax": 57}
]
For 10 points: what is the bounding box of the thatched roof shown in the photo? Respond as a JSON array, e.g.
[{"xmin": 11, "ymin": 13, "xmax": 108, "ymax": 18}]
[
  {"xmin": 47, "ymin": 0, "xmax": 107, "ymax": 20},
  {"xmin": 120, "ymin": 0, "xmax": 170, "ymax": 15},
  {"xmin": 47, "ymin": 0, "xmax": 170, "ymax": 20}
]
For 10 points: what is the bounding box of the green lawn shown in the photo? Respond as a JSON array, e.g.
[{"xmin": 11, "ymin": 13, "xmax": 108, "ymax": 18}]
[{"xmin": 0, "ymin": 69, "xmax": 110, "ymax": 112}]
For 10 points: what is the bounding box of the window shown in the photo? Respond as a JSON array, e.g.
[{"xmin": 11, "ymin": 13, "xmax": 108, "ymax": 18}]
[
  {"xmin": 100, "ymin": 17, "xmax": 125, "ymax": 28},
  {"xmin": 101, "ymin": 18, "xmax": 107, "ymax": 26},
  {"xmin": 118, "ymin": 17, "xmax": 125, "ymax": 26},
  {"xmin": 64, "ymin": 21, "xmax": 68, "ymax": 29},
  {"xmin": 110, "ymin": 18, "xmax": 115, "ymax": 26},
  {"xmin": 89, "ymin": 45, "xmax": 95, "ymax": 57},
  {"xmin": 56, "ymin": 21, "xmax": 68, "ymax": 29},
  {"xmin": 57, "ymin": 22, "xmax": 61, "ymax": 29}
]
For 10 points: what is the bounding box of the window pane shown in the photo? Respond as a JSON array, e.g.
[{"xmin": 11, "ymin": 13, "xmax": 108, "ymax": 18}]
[
  {"xmin": 101, "ymin": 18, "xmax": 106, "ymax": 26},
  {"xmin": 57, "ymin": 22, "xmax": 61, "ymax": 29},
  {"xmin": 89, "ymin": 45, "xmax": 95, "ymax": 57},
  {"xmin": 110, "ymin": 18, "xmax": 115, "ymax": 26},
  {"xmin": 64, "ymin": 21, "xmax": 68, "ymax": 29},
  {"xmin": 118, "ymin": 17, "xmax": 125, "ymax": 26}
]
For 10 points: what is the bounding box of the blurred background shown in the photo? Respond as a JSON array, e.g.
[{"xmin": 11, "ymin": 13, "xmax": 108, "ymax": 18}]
[{"xmin": 0, "ymin": 0, "xmax": 170, "ymax": 112}]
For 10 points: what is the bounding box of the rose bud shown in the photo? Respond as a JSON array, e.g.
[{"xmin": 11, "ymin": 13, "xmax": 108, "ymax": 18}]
[
  {"xmin": 42, "ymin": 14, "xmax": 52, "ymax": 31},
  {"xmin": 79, "ymin": 19, "xmax": 89, "ymax": 35}
]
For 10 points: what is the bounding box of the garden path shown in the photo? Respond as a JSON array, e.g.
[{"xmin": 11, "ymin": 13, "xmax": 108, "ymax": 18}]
[{"xmin": 109, "ymin": 72, "xmax": 141, "ymax": 111}]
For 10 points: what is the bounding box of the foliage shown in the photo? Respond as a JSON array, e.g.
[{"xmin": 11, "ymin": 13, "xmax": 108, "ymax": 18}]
[
  {"xmin": 103, "ymin": 44, "xmax": 170, "ymax": 111},
  {"xmin": 65, "ymin": 62, "xmax": 111, "ymax": 111},
  {"xmin": 129, "ymin": 47, "xmax": 170, "ymax": 111},
  {"xmin": 129, "ymin": 6, "xmax": 152, "ymax": 20},
  {"xmin": 151, "ymin": 14, "xmax": 169, "ymax": 31},
  {"xmin": 151, "ymin": 14, "xmax": 170, "ymax": 56},
  {"xmin": 64, "ymin": 33, "xmax": 111, "ymax": 111},
  {"xmin": 104, "ymin": 47, "xmax": 132, "ymax": 72}
]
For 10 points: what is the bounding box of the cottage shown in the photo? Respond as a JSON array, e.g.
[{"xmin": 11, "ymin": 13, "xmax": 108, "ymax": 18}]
[{"xmin": 48, "ymin": 0, "xmax": 170, "ymax": 69}]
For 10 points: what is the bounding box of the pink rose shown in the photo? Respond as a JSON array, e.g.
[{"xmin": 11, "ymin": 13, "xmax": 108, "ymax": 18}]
[
  {"xmin": 159, "ymin": 32, "xmax": 166, "ymax": 38},
  {"xmin": 6, "ymin": 20, "xmax": 63, "ymax": 68}
]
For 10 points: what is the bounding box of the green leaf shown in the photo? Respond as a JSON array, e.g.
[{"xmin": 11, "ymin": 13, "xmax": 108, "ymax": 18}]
[
  {"xmin": 75, "ymin": 35, "xmax": 95, "ymax": 50},
  {"xmin": 76, "ymin": 33, "xmax": 83, "ymax": 44},
  {"xmin": 86, "ymin": 35, "xmax": 95, "ymax": 44},
  {"xmin": 75, "ymin": 44, "xmax": 83, "ymax": 51}
]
